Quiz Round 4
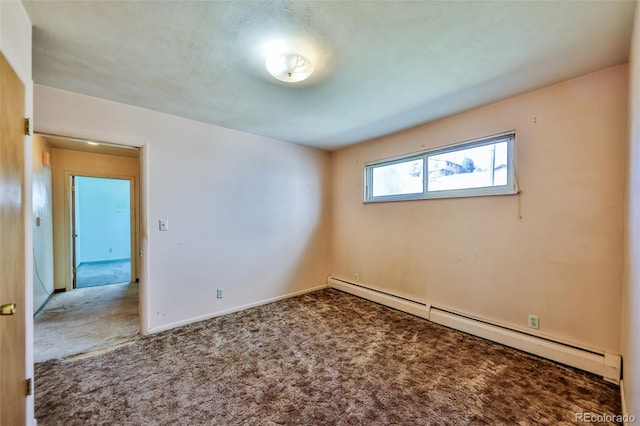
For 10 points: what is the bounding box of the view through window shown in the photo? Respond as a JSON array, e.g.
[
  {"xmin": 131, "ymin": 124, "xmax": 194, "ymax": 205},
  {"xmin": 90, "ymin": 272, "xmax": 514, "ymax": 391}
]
[
  {"xmin": 371, "ymin": 159, "xmax": 423, "ymax": 197},
  {"xmin": 365, "ymin": 133, "xmax": 516, "ymax": 202}
]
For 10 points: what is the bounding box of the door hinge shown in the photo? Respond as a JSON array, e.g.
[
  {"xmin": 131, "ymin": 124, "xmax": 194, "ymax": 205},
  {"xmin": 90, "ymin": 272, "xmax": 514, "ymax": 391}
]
[
  {"xmin": 26, "ymin": 378, "xmax": 32, "ymax": 396},
  {"xmin": 24, "ymin": 118, "xmax": 32, "ymax": 136}
]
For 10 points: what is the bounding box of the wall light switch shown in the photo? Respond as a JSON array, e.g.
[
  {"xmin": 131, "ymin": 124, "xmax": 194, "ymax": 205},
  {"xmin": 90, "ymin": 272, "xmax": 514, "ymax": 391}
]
[{"xmin": 159, "ymin": 219, "xmax": 169, "ymax": 231}]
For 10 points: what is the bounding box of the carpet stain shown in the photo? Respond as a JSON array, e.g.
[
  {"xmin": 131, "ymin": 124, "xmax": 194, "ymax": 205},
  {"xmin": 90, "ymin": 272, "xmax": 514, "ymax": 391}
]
[{"xmin": 35, "ymin": 289, "xmax": 621, "ymax": 425}]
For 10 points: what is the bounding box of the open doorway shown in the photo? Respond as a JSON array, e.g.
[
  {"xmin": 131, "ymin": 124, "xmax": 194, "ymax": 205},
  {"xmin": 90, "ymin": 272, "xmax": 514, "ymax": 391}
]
[
  {"xmin": 72, "ymin": 176, "xmax": 133, "ymax": 288},
  {"xmin": 32, "ymin": 135, "xmax": 141, "ymax": 362}
]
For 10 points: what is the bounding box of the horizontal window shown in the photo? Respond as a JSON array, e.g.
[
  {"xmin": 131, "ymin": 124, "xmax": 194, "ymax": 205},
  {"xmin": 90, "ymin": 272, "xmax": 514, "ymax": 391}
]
[{"xmin": 364, "ymin": 132, "xmax": 517, "ymax": 202}]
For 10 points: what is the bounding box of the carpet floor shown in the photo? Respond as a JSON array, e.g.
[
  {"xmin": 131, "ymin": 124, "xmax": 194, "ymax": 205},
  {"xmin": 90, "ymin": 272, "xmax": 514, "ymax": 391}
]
[
  {"xmin": 35, "ymin": 289, "xmax": 620, "ymax": 425},
  {"xmin": 76, "ymin": 259, "xmax": 131, "ymax": 288},
  {"xmin": 34, "ymin": 282, "xmax": 139, "ymax": 362}
]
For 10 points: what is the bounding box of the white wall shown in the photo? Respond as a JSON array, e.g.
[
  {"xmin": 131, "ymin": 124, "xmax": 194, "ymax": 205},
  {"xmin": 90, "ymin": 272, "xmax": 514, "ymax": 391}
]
[
  {"xmin": 0, "ymin": 0, "xmax": 31, "ymax": 84},
  {"xmin": 0, "ymin": 0, "xmax": 34, "ymax": 424},
  {"xmin": 32, "ymin": 135, "xmax": 54, "ymax": 312},
  {"xmin": 34, "ymin": 85, "xmax": 332, "ymax": 333},
  {"xmin": 623, "ymin": 0, "xmax": 640, "ymax": 418}
]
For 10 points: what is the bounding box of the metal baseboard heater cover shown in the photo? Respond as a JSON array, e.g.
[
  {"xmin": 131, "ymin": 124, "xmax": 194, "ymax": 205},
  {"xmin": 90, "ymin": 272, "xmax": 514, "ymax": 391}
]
[{"xmin": 327, "ymin": 277, "xmax": 621, "ymax": 383}]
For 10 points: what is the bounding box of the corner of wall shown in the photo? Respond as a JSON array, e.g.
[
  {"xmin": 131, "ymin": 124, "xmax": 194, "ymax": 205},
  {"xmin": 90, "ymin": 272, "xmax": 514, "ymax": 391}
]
[{"xmin": 622, "ymin": 0, "xmax": 640, "ymax": 420}]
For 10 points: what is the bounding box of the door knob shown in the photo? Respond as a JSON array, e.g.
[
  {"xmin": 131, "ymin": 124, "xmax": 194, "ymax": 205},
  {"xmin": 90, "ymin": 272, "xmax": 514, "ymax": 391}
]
[{"xmin": 1, "ymin": 303, "xmax": 16, "ymax": 315}]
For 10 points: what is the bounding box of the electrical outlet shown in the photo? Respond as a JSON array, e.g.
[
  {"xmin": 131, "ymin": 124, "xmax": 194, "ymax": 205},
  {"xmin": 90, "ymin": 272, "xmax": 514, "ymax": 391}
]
[
  {"xmin": 528, "ymin": 314, "xmax": 539, "ymax": 329},
  {"xmin": 354, "ymin": 273, "xmax": 359, "ymax": 282},
  {"xmin": 216, "ymin": 288, "xmax": 224, "ymax": 299}
]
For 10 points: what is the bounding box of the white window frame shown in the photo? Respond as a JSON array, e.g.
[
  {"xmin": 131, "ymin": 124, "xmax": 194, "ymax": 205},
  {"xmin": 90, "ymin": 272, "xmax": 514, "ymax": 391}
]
[{"xmin": 364, "ymin": 131, "xmax": 517, "ymax": 203}]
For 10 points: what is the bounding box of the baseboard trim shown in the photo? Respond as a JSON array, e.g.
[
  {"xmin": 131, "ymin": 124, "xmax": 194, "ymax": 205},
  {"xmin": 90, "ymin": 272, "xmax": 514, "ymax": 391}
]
[
  {"xmin": 327, "ymin": 277, "xmax": 430, "ymax": 319},
  {"xmin": 78, "ymin": 257, "xmax": 131, "ymax": 265},
  {"xmin": 430, "ymin": 307, "xmax": 620, "ymax": 382},
  {"xmin": 621, "ymin": 379, "xmax": 628, "ymax": 425},
  {"xmin": 147, "ymin": 284, "xmax": 328, "ymax": 334},
  {"xmin": 327, "ymin": 276, "xmax": 621, "ymax": 382}
]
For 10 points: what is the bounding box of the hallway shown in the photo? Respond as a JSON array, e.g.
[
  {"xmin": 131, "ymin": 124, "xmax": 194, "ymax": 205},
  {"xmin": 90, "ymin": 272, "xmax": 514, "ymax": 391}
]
[{"xmin": 34, "ymin": 282, "xmax": 139, "ymax": 362}]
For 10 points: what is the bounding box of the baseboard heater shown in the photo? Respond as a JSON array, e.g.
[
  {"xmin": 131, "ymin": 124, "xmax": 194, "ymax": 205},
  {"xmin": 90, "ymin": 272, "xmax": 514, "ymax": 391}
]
[
  {"xmin": 328, "ymin": 277, "xmax": 430, "ymax": 319},
  {"xmin": 327, "ymin": 276, "xmax": 621, "ymax": 383}
]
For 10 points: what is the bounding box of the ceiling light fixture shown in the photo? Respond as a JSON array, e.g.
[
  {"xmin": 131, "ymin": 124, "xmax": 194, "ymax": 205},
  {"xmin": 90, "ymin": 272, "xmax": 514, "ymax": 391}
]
[{"xmin": 265, "ymin": 52, "xmax": 314, "ymax": 83}]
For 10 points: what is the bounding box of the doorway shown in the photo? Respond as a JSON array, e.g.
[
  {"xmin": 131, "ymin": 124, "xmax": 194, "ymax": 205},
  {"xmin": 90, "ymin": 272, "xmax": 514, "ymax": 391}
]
[
  {"xmin": 32, "ymin": 138, "xmax": 141, "ymax": 362},
  {"xmin": 72, "ymin": 176, "xmax": 132, "ymax": 288}
]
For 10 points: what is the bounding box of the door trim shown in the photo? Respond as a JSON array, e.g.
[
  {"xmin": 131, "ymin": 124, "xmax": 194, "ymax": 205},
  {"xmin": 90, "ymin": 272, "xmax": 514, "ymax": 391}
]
[{"xmin": 71, "ymin": 176, "xmax": 77, "ymax": 289}]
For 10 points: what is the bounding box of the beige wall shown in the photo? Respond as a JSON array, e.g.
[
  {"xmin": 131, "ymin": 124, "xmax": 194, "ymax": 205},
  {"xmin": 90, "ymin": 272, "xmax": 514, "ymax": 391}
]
[
  {"xmin": 623, "ymin": 2, "xmax": 640, "ymax": 417},
  {"xmin": 32, "ymin": 135, "xmax": 54, "ymax": 311},
  {"xmin": 332, "ymin": 64, "xmax": 627, "ymax": 354},
  {"xmin": 51, "ymin": 148, "xmax": 140, "ymax": 291},
  {"xmin": 35, "ymin": 84, "xmax": 332, "ymax": 333}
]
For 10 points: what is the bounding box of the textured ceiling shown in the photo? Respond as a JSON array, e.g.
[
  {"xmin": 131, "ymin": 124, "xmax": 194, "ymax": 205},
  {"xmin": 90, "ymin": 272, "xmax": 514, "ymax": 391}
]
[{"xmin": 23, "ymin": 1, "xmax": 636, "ymax": 150}]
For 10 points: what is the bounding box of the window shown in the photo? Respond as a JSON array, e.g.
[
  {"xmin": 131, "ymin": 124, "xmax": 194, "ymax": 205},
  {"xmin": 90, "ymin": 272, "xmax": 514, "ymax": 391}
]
[{"xmin": 364, "ymin": 132, "xmax": 517, "ymax": 202}]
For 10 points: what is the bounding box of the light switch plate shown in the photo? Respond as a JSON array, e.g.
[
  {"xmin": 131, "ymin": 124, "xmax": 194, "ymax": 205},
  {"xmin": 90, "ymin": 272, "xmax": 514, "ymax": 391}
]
[{"xmin": 159, "ymin": 219, "xmax": 169, "ymax": 231}]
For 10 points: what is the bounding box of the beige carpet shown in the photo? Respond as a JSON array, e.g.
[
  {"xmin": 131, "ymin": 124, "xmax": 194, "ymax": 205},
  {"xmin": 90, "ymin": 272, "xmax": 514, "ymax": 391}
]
[
  {"xmin": 34, "ymin": 282, "xmax": 139, "ymax": 362},
  {"xmin": 34, "ymin": 289, "xmax": 620, "ymax": 425}
]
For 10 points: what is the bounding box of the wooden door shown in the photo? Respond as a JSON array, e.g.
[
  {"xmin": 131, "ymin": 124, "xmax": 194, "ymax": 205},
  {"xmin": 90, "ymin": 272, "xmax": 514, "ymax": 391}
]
[{"xmin": 0, "ymin": 52, "xmax": 27, "ymax": 426}]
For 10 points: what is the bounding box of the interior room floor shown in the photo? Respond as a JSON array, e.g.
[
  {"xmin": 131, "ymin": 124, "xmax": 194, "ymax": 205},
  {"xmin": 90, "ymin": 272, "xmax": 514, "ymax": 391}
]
[
  {"xmin": 34, "ymin": 289, "xmax": 620, "ymax": 425},
  {"xmin": 76, "ymin": 259, "xmax": 131, "ymax": 288},
  {"xmin": 34, "ymin": 282, "xmax": 139, "ymax": 362}
]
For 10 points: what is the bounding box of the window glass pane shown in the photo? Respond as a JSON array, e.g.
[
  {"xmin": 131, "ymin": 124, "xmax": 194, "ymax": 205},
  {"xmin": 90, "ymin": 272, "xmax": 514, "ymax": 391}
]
[
  {"xmin": 372, "ymin": 159, "xmax": 423, "ymax": 197},
  {"xmin": 427, "ymin": 141, "xmax": 508, "ymax": 192}
]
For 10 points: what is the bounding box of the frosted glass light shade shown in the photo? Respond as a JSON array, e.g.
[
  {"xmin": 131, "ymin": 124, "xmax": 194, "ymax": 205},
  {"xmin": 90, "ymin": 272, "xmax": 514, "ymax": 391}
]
[{"xmin": 265, "ymin": 53, "xmax": 314, "ymax": 83}]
